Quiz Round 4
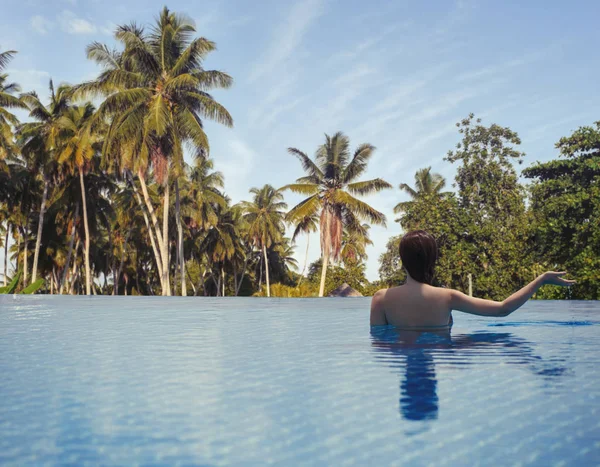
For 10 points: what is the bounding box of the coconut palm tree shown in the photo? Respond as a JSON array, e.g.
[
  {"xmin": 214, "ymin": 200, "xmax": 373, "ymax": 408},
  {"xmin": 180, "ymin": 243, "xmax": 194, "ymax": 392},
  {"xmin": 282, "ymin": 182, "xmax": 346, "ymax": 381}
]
[
  {"xmin": 200, "ymin": 203, "xmax": 244, "ymax": 296},
  {"xmin": 240, "ymin": 185, "xmax": 287, "ymax": 298},
  {"xmin": 78, "ymin": 7, "xmax": 233, "ymax": 295},
  {"xmin": 340, "ymin": 223, "xmax": 372, "ymax": 266},
  {"xmin": 290, "ymin": 213, "xmax": 318, "ymax": 285},
  {"xmin": 18, "ymin": 81, "xmax": 71, "ymax": 286},
  {"xmin": 0, "ymin": 48, "xmax": 26, "ymax": 163},
  {"xmin": 284, "ymin": 132, "xmax": 391, "ymax": 296},
  {"xmin": 393, "ymin": 166, "xmax": 448, "ymax": 220},
  {"xmin": 56, "ymin": 102, "xmax": 102, "ymax": 294}
]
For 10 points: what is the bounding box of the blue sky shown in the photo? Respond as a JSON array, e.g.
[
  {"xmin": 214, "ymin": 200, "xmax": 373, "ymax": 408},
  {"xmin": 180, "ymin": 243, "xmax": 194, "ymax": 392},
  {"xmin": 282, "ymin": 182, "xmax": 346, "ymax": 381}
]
[{"xmin": 1, "ymin": 0, "xmax": 599, "ymax": 281}]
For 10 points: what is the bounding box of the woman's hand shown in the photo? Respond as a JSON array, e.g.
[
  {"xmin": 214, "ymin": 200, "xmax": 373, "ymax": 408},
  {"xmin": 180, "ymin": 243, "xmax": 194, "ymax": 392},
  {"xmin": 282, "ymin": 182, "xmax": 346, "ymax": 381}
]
[{"xmin": 542, "ymin": 271, "xmax": 576, "ymax": 286}]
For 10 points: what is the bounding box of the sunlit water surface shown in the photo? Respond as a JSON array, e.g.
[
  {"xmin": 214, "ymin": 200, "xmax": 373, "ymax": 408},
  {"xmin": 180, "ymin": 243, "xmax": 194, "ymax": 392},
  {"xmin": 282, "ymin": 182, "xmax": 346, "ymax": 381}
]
[{"xmin": 1, "ymin": 296, "xmax": 599, "ymax": 466}]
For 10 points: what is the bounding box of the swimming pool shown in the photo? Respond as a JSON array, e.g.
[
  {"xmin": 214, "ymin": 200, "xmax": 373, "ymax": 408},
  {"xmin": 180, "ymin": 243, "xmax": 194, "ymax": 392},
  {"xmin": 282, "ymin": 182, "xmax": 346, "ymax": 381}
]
[{"xmin": 1, "ymin": 297, "xmax": 598, "ymax": 465}]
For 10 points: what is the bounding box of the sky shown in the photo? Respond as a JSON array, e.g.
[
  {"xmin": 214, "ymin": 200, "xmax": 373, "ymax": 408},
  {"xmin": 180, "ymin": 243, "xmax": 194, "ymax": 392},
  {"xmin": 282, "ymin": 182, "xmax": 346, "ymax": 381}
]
[{"xmin": 1, "ymin": 0, "xmax": 599, "ymax": 281}]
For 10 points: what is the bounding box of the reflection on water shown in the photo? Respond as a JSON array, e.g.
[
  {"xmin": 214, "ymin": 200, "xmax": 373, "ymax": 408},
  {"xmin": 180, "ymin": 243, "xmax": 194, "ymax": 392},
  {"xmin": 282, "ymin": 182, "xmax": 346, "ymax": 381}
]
[{"xmin": 370, "ymin": 326, "xmax": 569, "ymax": 422}]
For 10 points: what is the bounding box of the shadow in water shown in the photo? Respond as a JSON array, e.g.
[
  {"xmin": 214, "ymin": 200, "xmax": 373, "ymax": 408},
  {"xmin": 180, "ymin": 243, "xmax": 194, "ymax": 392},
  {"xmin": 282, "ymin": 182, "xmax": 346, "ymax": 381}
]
[{"xmin": 370, "ymin": 326, "xmax": 569, "ymax": 422}]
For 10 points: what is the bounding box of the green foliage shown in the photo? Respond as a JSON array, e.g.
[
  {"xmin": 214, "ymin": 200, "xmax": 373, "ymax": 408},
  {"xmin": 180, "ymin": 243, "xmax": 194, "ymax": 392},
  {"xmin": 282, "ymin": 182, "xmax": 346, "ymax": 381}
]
[
  {"xmin": 307, "ymin": 259, "xmax": 370, "ymax": 296},
  {"xmin": 0, "ymin": 270, "xmax": 21, "ymax": 294},
  {"xmin": 20, "ymin": 279, "xmax": 45, "ymax": 294},
  {"xmin": 523, "ymin": 121, "xmax": 600, "ymax": 299},
  {"xmin": 254, "ymin": 282, "xmax": 318, "ymax": 297},
  {"xmin": 441, "ymin": 114, "xmax": 534, "ymax": 300},
  {"xmin": 378, "ymin": 235, "xmax": 407, "ymax": 287}
]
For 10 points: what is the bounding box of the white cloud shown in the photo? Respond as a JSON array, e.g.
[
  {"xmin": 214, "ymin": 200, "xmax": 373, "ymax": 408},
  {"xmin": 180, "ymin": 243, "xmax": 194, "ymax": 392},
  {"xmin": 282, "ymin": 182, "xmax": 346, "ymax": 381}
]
[
  {"xmin": 58, "ymin": 10, "xmax": 97, "ymax": 35},
  {"xmin": 30, "ymin": 15, "xmax": 54, "ymax": 35},
  {"xmin": 5, "ymin": 68, "xmax": 51, "ymax": 103},
  {"xmin": 249, "ymin": 0, "xmax": 324, "ymax": 82}
]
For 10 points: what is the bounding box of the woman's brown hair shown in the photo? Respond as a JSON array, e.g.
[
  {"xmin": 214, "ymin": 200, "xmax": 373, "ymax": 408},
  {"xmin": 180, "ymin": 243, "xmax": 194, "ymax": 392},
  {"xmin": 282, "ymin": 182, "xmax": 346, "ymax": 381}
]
[{"xmin": 399, "ymin": 230, "xmax": 438, "ymax": 285}]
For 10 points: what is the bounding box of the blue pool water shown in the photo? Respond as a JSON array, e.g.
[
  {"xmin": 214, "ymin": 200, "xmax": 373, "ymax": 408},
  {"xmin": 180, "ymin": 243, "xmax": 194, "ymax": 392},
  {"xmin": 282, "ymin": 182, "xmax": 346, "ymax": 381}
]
[{"xmin": 1, "ymin": 297, "xmax": 599, "ymax": 466}]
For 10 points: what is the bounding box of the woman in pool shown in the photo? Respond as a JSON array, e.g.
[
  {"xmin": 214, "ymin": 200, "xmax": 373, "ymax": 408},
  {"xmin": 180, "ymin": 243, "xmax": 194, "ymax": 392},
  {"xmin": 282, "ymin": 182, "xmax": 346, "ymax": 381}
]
[{"xmin": 370, "ymin": 230, "xmax": 576, "ymax": 327}]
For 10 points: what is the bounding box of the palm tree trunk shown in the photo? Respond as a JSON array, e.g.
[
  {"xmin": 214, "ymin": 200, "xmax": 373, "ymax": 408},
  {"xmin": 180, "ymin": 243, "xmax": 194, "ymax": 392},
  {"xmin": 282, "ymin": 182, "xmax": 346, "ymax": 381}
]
[
  {"xmin": 233, "ymin": 263, "xmax": 238, "ymax": 296},
  {"xmin": 235, "ymin": 255, "xmax": 249, "ymax": 296},
  {"xmin": 16, "ymin": 232, "xmax": 21, "ymax": 283},
  {"xmin": 136, "ymin": 171, "xmax": 168, "ymax": 294},
  {"xmin": 3, "ymin": 222, "xmax": 9, "ymax": 287},
  {"xmin": 60, "ymin": 202, "xmax": 78, "ymax": 295},
  {"xmin": 69, "ymin": 239, "xmax": 80, "ymax": 295},
  {"xmin": 175, "ymin": 181, "xmax": 186, "ymax": 296},
  {"xmin": 263, "ymin": 244, "xmax": 271, "ymax": 298},
  {"xmin": 319, "ymin": 214, "xmax": 331, "ymax": 297},
  {"xmin": 298, "ymin": 233, "xmax": 310, "ymax": 286},
  {"xmin": 79, "ymin": 168, "xmax": 91, "ymax": 295},
  {"xmin": 319, "ymin": 250, "xmax": 329, "ymax": 297},
  {"xmin": 50, "ymin": 268, "xmax": 54, "ymax": 294},
  {"xmin": 161, "ymin": 182, "xmax": 170, "ymax": 296},
  {"xmin": 23, "ymin": 225, "xmax": 28, "ymax": 287},
  {"xmin": 128, "ymin": 173, "xmax": 164, "ymax": 290},
  {"xmin": 116, "ymin": 225, "xmax": 132, "ymax": 296},
  {"xmin": 187, "ymin": 269, "xmax": 197, "ymax": 295},
  {"xmin": 216, "ymin": 270, "xmax": 222, "ymax": 297},
  {"xmin": 32, "ymin": 178, "xmax": 49, "ymax": 285},
  {"xmin": 222, "ymin": 267, "xmax": 225, "ymax": 297}
]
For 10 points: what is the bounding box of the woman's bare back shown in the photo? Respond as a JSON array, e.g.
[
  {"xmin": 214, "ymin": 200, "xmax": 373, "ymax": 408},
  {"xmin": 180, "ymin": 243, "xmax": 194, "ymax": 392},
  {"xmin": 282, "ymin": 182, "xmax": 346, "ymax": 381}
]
[{"xmin": 371, "ymin": 281, "xmax": 452, "ymax": 328}]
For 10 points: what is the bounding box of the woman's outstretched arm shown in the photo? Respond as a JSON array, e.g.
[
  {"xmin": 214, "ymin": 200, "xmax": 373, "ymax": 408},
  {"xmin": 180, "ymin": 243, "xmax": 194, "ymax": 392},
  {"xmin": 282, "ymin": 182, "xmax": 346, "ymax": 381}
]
[{"xmin": 449, "ymin": 272, "xmax": 576, "ymax": 317}]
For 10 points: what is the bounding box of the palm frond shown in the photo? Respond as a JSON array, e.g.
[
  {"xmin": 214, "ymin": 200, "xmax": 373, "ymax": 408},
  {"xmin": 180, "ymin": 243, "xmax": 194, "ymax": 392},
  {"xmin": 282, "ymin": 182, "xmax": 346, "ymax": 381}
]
[{"xmin": 347, "ymin": 178, "xmax": 392, "ymax": 196}]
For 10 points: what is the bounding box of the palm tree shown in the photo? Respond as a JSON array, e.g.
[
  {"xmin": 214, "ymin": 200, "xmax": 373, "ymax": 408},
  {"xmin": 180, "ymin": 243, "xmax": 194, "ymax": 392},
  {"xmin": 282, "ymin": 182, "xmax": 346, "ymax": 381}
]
[
  {"xmin": 290, "ymin": 213, "xmax": 318, "ymax": 285},
  {"xmin": 284, "ymin": 132, "xmax": 391, "ymax": 296},
  {"xmin": 56, "ymin": 102, "xmax": 105, "ymax": 294},
  {"xmin": 340, "ymin": 223, "xmax": 372, "ymax": 266},
  {"xmin": 0, "ymin": 48, "xmax": 26, "ymax": 162},
  {"xmin": 18, "ymin": 81, "xmax": 70, "ymax": 286},
  {"xmin": 1, "ymin": 48, "xmax": 26, "ymax": 285},
  {"xmin": 240, "ymin": 185, "xmax": 287, "ymax": 297},
  {"xmin": 78, "ymin": 7, "xmax": 233, "ymax": 295},
  {"xmin": 393, "ymin": 166, "xmax": 448, "ymax": 219},
  {"xmin": 200, "ymin": 203, "xmax": 243, "ymax": 296}
]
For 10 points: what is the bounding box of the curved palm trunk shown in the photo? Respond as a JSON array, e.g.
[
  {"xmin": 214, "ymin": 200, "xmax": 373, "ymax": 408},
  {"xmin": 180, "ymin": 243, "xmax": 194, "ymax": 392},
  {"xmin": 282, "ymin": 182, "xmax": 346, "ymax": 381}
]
[
  {"xmin": 79, "ymin": 168, "xmax": 91, "ymax": 295},
  {"xmin": 263, "ymin": 244, "xmax": 271, "ymax": 297},
  {"xmin": 137, "ymin": 171, "xmax": 170, "ymax": 295},
  {"xmin": 3, "ymin": 223, "xmax": 9, "ymax": 287},
  {"xmin": 128, "ymin": 173, "xmax": 164, "ymax": 291},
  {"xmin": 235, "ymin": 255, "xmax": 249, "ymax": 296},
  {"xmin": 60, "ymin": 202, "xmax": 79, "ymax": 295},
  {"xmin": 161, "ymin": 182, "xmax": 171, "ymax": 296},
  {"xmin": 32, "ymin": 178, "xmax": 49, "ymax": 285},
  {"xmin": 298, "ymin": 233, "xmax": 310, "ymax": 287},
  {"xmin": 175, "ymin": 181, "xmax": 186, "ymax": 296}
]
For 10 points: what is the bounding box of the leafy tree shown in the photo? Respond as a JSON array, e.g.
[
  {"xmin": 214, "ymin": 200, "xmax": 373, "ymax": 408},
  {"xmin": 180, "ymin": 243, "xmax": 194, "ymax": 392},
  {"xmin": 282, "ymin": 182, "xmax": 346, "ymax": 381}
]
[
  {"xmin": 523, "ymin": 121, "xmax": 600, "ymax": 299},
  {"xmin": 378, "ymin": 235, "xmax": 406, "ymax": 287},
  {"xmin": 284, "ymin": 131, "xmax": 391, "ymax": 296},
  {"xmin": 444, "ymin": 114, "xmax": 533, "ymax": 299}
]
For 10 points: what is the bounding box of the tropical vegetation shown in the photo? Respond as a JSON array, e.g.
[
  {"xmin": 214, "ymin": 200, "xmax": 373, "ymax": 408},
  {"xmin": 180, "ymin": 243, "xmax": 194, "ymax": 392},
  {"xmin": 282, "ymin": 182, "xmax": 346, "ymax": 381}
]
[{"xmin": 0, "ymin": 9, "xmax": 598, "ymax": 299}]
